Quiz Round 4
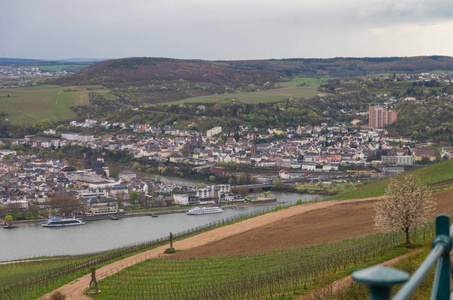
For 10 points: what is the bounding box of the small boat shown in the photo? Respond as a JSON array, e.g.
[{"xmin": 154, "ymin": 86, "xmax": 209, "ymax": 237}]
[
  {"xmin": 3, "ymin": 224, "xmax": 15, "ymax": 229},
  {"xmin": 150, "ymin": 213, "xmax": 158, "ymax": 218},
  {"xmin": 110, "ymin": 215, "xmax": 120, "ymax": 220},
  {"xmin": 42, "ymin": 217, "xmax": 85, "ymax": 227},
  {"xmin": 187, "ymin": 206, "xmax": 224, "ymax": 215}
]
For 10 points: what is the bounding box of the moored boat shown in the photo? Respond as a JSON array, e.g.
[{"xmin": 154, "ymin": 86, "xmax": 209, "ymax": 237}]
[
  {"xmin": 187, "ymin": 206, "xmax": 224, "ymax": 215},
  {"xmin": 42, "ymin": 217, "xmax": 85, "ymax": 227}
]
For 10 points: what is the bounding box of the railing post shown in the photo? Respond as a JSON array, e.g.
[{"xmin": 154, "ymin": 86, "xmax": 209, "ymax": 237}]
[
  {"xmin": 432, "ymin": 214, "xmax": 452, "ymax": 300},
  {"xmin": 352, "ymin": 266, "xmax": 409, "ymax": 300}
]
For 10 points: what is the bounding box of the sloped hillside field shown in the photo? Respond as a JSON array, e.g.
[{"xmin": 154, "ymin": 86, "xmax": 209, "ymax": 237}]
[
  {"xmin": 0, "ymin": 85, "xmax": 107, "ymax": 124},
  {"xmin": 88, "ymin": 189, "xmax": 453, "ymax": 299}
]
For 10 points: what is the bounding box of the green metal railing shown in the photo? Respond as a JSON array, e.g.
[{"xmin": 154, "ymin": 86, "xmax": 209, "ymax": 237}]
[{"xmin": 352, "ymin": 214, "xmax": 452, "ymax": 300}]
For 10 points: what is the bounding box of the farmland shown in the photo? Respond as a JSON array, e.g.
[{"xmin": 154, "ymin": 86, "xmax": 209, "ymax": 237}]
[
  {"xmin": 6, "ymin": 188, "xmax": 453, "ymax": 299},
  {"xmin": 169, "ymin": 85, "xmax": 320, "ymax": 105},
  {"xmin": 35, "ymin": 65, "xmax": 90, "ymax": 72},
  {"xmin": 276, "ymin": 76, "xmax": 333, "ymax": 88},
  {"xmin": 91, "ymin": 226, "xmax": 432, "ymax": 300},
  {"xmin": 330, "ymin": 159, "xmax": 453, "ymax": 200},
  {"xmin": 0, "ymin": 85, "xmax": 111, "ymax": 124},
  {"xmin": 0, "ymin": 208, "xmax": 274, "ymax": 300}
]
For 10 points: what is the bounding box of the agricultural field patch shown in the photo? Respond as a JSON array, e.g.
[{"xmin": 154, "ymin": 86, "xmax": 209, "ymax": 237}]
[
  {"xmin": 331, "ymin": 159, "xmax": 453, "ymax": 200},
  {"xmin": 91, "ymin": 227, "xmax": 433, "ymax": 300},
  {"xmin": 169, "ymin": 85, "xmax": 320, "ymax": 104},
  {"xmin": 0, "ymin": 85, "xmax": 113, "ymax": 124},
  {"xmin": 35, "ymin": 65, "xmax": 90, "ymax": 72},
  {"xmin": 276, "ymin": 76, "xmax": 333, "ymax": 88}
]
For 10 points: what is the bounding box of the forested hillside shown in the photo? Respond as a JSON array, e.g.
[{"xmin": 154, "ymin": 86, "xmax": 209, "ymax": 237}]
[
  {"xmin": 229, "ymin": 56, "xmax": 453, "ymax": 77},
  {"xmin": 45, "ymin": 56, "xmax": 453, "ymax": 104},
  {"xmin": 47, "ymin": 58, "xmax": 284, "ymax": 103}
]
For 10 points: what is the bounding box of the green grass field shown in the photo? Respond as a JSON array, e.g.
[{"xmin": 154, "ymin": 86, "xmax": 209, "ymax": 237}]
[
  {"xmin": 0, "ymin": 85, "xmax": 111, "ymax": 124},
  {"xmin": 276, "ymin": 76, "xmax": 333, "ymax": 88},
  {"xmin": 361, "ymin": 73, "xmax": 394, "ymax": 78},
  {"xmin": 36, "ymin": 65, "xmax": 90, "ymax": 72},
  {"xmin": 170, "ymin": 85, "xmax": 320, "ymax": 105},
  {"xmin": 331, "ymin": 159, "xmax": 453, "ymax": 200},
  {"xmin": 424, "ymin": 70, "xmax": 453, "ymax": 74}
]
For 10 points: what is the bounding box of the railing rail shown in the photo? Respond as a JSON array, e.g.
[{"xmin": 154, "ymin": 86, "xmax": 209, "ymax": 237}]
[{"xmin": 352, "ymin": 214, "xmax": 452, "ymax": 300}]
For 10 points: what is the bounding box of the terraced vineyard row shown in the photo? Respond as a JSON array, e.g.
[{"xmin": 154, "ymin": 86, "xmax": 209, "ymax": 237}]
[{"xmin": 92, "ymin": 223, "xmax": 434, "ymax": 299}]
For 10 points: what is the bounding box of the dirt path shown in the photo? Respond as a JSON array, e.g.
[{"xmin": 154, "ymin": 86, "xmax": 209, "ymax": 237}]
[{"xmin": 39, "ymin": 190, "xmax": 453, "ymax": 299}]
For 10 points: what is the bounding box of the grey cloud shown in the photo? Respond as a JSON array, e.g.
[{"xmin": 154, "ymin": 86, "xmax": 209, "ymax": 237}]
[{"xmin": 1, "ymin": 0, "xmax": 452, "ymax": 60}]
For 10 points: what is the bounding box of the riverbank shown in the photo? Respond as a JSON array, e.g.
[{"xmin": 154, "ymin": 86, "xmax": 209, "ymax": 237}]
[
  {"xmin": 1, "ymin": 201, "xmax": 273, "ymax": 228},
  {"xmin": 38, "ymin": 195, "xmax": 391, "ymax": 300}
]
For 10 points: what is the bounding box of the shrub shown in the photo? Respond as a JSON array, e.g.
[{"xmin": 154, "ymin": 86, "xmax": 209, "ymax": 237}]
[{"xmin": 50, "ymin": 291, "xmax": 66, "ymax": 300}]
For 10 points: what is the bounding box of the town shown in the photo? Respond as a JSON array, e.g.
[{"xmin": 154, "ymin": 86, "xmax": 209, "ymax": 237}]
[
  {"xmin": 1, "ymin": 100, "xmax": 449, "ymax": 219},
  {"xmin": 4, "ymin": 1, "xmax": 453, "ymax": 298}
]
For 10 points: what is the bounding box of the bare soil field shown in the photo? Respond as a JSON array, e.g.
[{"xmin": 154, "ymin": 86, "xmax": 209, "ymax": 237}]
[
  {"xmin": 172, "ymin": 189, "xmax": 453, "ymax": 258},
  {"xmin": 40, "ymin": 189, "xmax": 453, "ymax": 299}
]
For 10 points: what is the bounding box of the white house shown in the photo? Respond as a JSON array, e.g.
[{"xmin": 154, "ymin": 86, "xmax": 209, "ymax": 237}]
[
  {"xmin": 61, "ymin": 132, "xmax": 79, "ymax": 141},
  {"xmin": 173, "ymin": 194, "xmax": 189, "ymax": 205},
  {"xmin": 301, "ymin": 162, "xmax": 316, "ymax": 171},
  {"xmin": 279, "ymin": 170, "xmax": 290, "ymax": 179}
]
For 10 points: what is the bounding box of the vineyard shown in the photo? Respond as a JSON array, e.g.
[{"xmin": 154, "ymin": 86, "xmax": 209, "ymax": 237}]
[
  {"xmin": 0, "ymin": 207, "xmax": 274, "ymax": 300},
  {"xmin": 91, "ymin": 224, "xmax": 434, "ymax": 300}
]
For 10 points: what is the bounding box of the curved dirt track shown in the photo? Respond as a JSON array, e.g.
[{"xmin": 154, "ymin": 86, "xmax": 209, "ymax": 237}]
[{"xmin": 40, "ymin": 189, "xmax": 453, "ymax": 299}]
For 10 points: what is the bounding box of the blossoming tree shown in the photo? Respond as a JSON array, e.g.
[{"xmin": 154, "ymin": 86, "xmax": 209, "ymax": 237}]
[{"xmin": 374, "ymin": 174, "xmax": 436, "ymax": 244}]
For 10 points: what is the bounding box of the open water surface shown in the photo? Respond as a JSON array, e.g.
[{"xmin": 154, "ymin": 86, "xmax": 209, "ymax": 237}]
[{"xmin": 0, "ymin": 192, "xmax": 324, "ymax": 261}]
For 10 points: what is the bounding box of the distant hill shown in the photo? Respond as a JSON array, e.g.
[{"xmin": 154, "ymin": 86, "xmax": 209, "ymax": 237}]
[
  {"xmin": 49, "ymin": 56, "xmax": 453, "ymax": 87},
  {"xmin": 49, "ymin": 57, "xmax": 283, "ymax": 87},
  {"xmin": 228, "ymin": 56, "xmax": 453, "ymax": 77},
  {"xmin": 0, "ymin": 58, "xmax": 47, "ymax": 65},
  {"xmin": 46, "ymin": 57, "xmax": 284, "ymax": 103},
  {"xmin": 55, "ymin": 58, "xmax": 106, "ymax": 63},
  {"xmin": 44, "ymin": 55, "xmax": 453, "ymax": 104},
  {"xmin": 0, "ymin": 57, "xmax": 104, "ymax": 66}
]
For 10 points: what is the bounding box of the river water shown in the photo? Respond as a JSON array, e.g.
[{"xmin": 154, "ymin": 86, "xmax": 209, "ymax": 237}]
[{"xmin": 0, "ymin": 178, "xmax": 325, "ymax": 262}]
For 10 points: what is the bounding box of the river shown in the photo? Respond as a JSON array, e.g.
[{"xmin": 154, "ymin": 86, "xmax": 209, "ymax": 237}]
[{"xmin": 0, "ymin": 177, "xmax": 325, "ymax": 262}]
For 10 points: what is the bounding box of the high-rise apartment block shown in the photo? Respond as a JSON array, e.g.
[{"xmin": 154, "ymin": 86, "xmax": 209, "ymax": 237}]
[{"xmin": 368, "ymin": 106, "xmax": 397, "ymax": 128}]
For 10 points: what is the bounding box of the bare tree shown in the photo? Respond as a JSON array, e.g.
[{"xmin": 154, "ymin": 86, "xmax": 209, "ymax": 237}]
[
  {"xmin": 48, "ymin": 193, "xmax": 85, "ymax": 217},
  {"xmin": 374, "ymin": 174, "xmax": 436, "ymax": 244},
  {"xmin": 252, "ymin": 187, "xmax": 263, "ymax": 195},
  {"xmin": 115, "ymin": 190, "xmax": 127, "ymax": 208},
  {"xmin": 5, "ymin": 202, "xmax": 22, "ymax": 216}
]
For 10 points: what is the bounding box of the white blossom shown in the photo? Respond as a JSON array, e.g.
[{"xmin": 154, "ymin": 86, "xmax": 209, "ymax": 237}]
[{"xmin": 374, "ymin": 174, "xmax": 436, "ymax": 244}]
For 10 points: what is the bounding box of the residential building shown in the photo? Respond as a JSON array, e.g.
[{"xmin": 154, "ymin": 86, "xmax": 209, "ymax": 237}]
[
  {"xmin": 369, "ymin": 106, "xmax": 397, "ymax": 128},
  {"xmin": 119, "ymin": 170, "xmax": 137, "ymax": 182},
  {"xmin": 381, "ymin": 156, "xmax": 414, "ymax": 166}
]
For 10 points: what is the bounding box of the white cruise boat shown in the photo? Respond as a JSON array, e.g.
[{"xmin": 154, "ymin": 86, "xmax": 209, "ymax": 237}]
[
  {"xmin": 187, "ymin": 206, "xmax": 224, "ymax": 215},
  {"xmin": 42, "ymin": 217, "xmax": 85, "ymax": 227}
]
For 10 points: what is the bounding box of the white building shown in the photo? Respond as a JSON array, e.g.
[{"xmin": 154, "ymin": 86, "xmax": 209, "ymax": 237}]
[
  {"xmin": 78, "ymin": 133, "xmax": 95, "ymax": 142},
  {"xmin": 173, "ymin": 194, "xmax": 189, "ymax": 205},
  {"xmin": 301, "ymin": 162, "xmax": 316, "ymax": 171},
  {"xmin": 196, "ymin": 184, "xmax": 230, "ymax": 200},
  {"xmin": 61, "ymin": 132, "xmax": 79, "ymax": 141},
  {"xmin": 207, "ymin": 126, "xmax": 222, "ymax": 137},
  {"xmin": 279, "ymin": 170, "xmax": 290, "ymax": 179},
  {"xmin": 0, "ymin": 150, "xmax": 17, "ymax": 158}
]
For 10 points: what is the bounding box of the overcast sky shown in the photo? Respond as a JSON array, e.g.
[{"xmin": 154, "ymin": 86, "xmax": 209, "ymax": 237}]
[{"xmin": 1, "ymin": 0, "xmax": 453, "ymax": 61}]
